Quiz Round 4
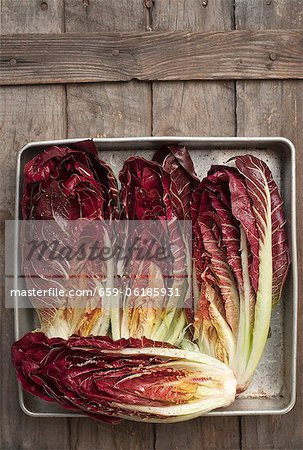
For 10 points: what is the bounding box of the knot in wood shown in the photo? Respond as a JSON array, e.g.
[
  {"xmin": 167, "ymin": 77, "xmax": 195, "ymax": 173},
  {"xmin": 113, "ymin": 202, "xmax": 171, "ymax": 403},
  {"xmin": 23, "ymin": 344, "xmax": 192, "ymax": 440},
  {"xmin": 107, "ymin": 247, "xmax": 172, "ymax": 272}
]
[
  {"xmin": 144, "ymin": 0, "xmax": 154, "ymax": 8},
  {"xmin": 40, "ymin": 2, "xmax": 48, "ymax": 11}
]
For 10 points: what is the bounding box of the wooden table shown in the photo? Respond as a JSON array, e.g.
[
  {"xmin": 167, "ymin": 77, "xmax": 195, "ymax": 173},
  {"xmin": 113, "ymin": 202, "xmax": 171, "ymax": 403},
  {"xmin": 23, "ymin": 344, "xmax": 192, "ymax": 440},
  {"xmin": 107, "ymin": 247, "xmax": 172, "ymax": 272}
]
[{"xmin": 0, "ymin": 1, "xmax": 302, "ymax": 449}]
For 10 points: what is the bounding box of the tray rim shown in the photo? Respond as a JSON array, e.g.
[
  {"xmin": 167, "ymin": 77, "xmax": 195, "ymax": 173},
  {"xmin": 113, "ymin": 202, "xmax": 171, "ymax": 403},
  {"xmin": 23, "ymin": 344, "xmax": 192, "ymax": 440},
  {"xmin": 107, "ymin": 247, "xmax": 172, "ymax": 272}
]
[{"xmin": 13, "ymin": 136, "xmax": 298, "ymax": 418}]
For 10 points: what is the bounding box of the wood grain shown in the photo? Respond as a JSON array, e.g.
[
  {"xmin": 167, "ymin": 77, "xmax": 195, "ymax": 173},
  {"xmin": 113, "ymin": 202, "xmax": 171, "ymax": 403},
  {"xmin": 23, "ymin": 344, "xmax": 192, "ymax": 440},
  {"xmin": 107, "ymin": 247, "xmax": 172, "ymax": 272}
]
[
  {"xmin": 65, "ymin": 1, "xmax": 153, "ymax": 448},
  {"xmin": 152, "ymin": 0, "xmax": 236, "ymax": 137},
  {"xmin": 0, "ymin": 0, "xmax": 302, "ymax": 448},
  {"xmin": 152, "ymin": 2, "xmax": 239, "ymax": 447},
  {"xmin": 66, "ymin": 82, "xmax": 151, "ymax": 138},
  {"xmin": 2, "ymin": 29, "xmax": 303, "ymax": 85},
  {"xmin": 236, "ymin": 1, "xmax": 303, "ymax": 448},
  {"xmin": 64, "ymin": 0, "xmax": 151, "ymax": 139},
  {"xmin": 0, "ymin": 1, "xmax": 68, "ymax": 450}
]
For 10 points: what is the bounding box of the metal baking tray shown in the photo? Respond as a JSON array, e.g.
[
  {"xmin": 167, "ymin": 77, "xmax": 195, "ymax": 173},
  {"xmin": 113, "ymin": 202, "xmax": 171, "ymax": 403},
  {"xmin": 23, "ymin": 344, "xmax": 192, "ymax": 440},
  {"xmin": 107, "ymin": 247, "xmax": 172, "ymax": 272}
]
[{"xmin": 13, "ymin": 137, "xmax": 297, "ymax": 417}]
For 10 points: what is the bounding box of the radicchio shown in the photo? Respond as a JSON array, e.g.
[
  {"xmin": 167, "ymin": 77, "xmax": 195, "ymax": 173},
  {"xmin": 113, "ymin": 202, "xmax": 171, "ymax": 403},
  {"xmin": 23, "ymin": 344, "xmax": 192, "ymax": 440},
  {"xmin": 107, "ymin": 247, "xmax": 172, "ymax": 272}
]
[
  {"xmin": 12, "ymin": 332, "xmax": 237, "ymax": 423},
  {"xmin": 153, "ymin": 145, "xmax": 199, "ymax": 220},
  {"xmin": 192, "ymin": 154, "xmax": 290, "ymax": 390},
  {"xmin": 118, "ymin": 157, "xmax": 190, "ymax": 345},
  {"xmin": 21, "ymin": 141, "xmax": 119, "ymax": 339}
]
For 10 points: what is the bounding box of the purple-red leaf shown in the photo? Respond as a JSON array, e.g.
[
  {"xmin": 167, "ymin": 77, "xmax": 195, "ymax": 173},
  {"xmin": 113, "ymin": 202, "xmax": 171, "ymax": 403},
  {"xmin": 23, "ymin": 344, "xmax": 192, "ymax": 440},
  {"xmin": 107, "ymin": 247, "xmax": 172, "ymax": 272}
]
[
  {"xmin": 12, "ymin": 332, "xmax": 236, "ymax": 423},
  {"xmin": 235, "ymin": 155, "xmax": 290, "ymax": 305},
  {"xmin": 23, "ymin": 140, "xmax": 118, "ymax": 221},
  {"xmin": 153, "ymin": 145, "xmax": 199, "ymax": 220}
]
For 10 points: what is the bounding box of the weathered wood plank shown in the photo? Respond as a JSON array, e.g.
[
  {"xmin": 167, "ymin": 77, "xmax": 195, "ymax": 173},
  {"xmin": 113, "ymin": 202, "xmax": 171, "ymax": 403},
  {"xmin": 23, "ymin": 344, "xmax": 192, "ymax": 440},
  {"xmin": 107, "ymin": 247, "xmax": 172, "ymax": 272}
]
[
  {"xmin": 152, "ymin": 0, "xmax": 236, "ymax": 136},
  {"xmin": 2, "ymin": 29, "xmax": 303, "ymax": 85},
  {"xmin": 0, "ymin": 1, "xmax": 68, "ymax": 450},
  {"xmin": 65, "ymin": 1, "xmax": 153, "ymax": 448},
  {"xmin": 236, "ymin": 1, "xmax": 303, "ymax": 448},
  {"xmin": 152, "ymin": 78, "xmax": 236, "ymax": 136},
  {"xmin": 65, "ymin": 0, "xmax": 151, "ymax": 139},
  {"xmin": 153, "ymin": 0, "xmax": 234, "ymax": 31},
  {"xmin": 66, "ymin": 81, "xmax": 151, "ymax": 138},
  {"xmin": 153, "ymin": 2, "xmax": 239, "ymax": 447},
  {"xmin": 235, "ymin": 0, "xmax": 303, "ymax": 30}
]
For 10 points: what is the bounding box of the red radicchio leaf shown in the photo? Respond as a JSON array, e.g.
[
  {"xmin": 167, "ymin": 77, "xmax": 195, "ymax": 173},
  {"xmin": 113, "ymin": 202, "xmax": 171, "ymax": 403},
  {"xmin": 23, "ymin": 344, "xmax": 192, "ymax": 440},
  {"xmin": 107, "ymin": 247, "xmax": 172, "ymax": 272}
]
[
  {"xmin": 12, "ymin": 332, "xmax": 237, "ymax": 423},
  {"xmin": 21, "ymin": 141, "xmax": 119, "ymax": 338},
  {"xmin": 205, "ymin": 166, "xmax": 260, "ymax": 293},
  {"xmin": 153, "ymin": 145, "xmax": 199, "ymax": 220},
  {"xmin": 119, "ymin": 156, "xmax": 182, "ymax": 221},
  {"xmin": 11, "ymin": 332, "xmax": 176, "ymax": 423},
  {"xmin": 119, "ymin": 157, "xmax": 191, "ymax": 342},
  {"xmin": 198, "ymin": 215, "xmax": 240, "ymax": 336},
  {"xmin": 151, "ymin": 146, "xmax": 199, "ymax": 322},
  {"xmin": 191, "ymin": 154, "xmax": 290, "ymax": 391},
  {"xmin": 22, "ymin": 140, "xmax": 118, "ymax": 221},
  {"xmin": 234, "ymin": 155, "xmax": 290, "ymax": 305}
]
